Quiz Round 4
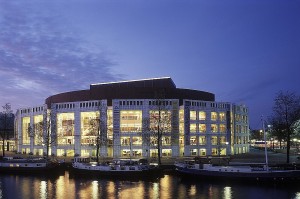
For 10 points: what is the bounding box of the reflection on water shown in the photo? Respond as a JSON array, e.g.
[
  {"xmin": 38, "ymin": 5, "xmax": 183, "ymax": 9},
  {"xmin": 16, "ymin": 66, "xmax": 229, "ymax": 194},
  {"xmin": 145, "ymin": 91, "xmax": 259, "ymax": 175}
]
[{"xmin": 0, "ymin": 172, "xmax": 300, "ymax": 199}]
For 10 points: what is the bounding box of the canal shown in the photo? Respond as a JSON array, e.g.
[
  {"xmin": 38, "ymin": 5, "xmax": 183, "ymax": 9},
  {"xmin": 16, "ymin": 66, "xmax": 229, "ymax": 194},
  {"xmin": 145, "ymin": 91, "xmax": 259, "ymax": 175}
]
[{"xmin": 1, "ymin": 171, "xmax": 300, "ymax": 199}]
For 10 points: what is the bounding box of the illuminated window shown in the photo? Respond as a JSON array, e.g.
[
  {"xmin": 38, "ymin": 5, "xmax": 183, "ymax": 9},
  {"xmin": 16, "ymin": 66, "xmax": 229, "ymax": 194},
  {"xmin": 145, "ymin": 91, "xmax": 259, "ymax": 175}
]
[
  {"xmin": 200, "ymin": 148, "xmax": 206, "ymax": 156},
  {"xmin": 211, "ymin": 124, "xmax": 218, "ymax": 133},
  {"xmin": 190, "ymin": 136, "xmax": 197, "ymax": 145},
  {"xmin": 190, "ymin": 124, "xmax": 197, "ymax": 133},
  {"xmin": 190, "ymin": 111, "xmax": 196, "ymax": 120},
  {"xmin": 199, "ymin": 124, "xmax": 206, "ymax": 133},
  {"xmin": 80, "ymin": 111, "xmax": 99, "ymax": 145},
  {"xmin": 220, "ymin": 124, "xmax": 226, "ymax": 133},
  {"xmin": 212, "ymin": 148, "xmax": 218, "ymax": 155},
  {"xmin": 34, "ymin": 115, "xmax": 43, "ymax": 145},
  {"xmin": 120, "ymin": 110, "xmax": 142, "ymax": 132},
  {"xmin": 121, "ymin": 137, "xmax": 130, "ymax": 146},
  {"xmin": 199, "ymin": 111, "xmax": 206, "ymax": 120},
  {"xmin": 57, "ymin": 113, "xmax": 75, "ymax": 145},
  {"xmin": 211, "ymin": 136, "xmax": 217, "ymax": 145},
  {"xmin": 179, "ymin": 110, "xmax": 184, "ymax": 122},
  {"xmin": 150, "ymin": 137, "xmax": 158, "ymax": 145},
  {"xmin": 22, "ymin": 117, "xmax": 30, "ymax": 145},
  {"xmin": 149, "ymin": 110, "xmax": 171, "ymax": 133},
  {"xmin": 211, "ymin": 112, "xmax": 217, "ymax": 121},
  {"xmin": 219, "ymin": 112, "xmax": 226, "ymax": 121},
  {"xmin": 179, "ymin": 136, "xmax": 184, "ymax": 145},
  {"xmin": 132, "ymin": 137, "xmax": 142, "ymax": 146},
  {"xmin": 162, "ymin": 149, "xmax": 172, "ymax": 157},
  {"xmin": 179, "ymin": 123, "xmax": 184, "ymax": 135},
  {"xmin": 219, "ymin": 136, "xmax": 227, "ymax": 144},
  {"xmin": 107, "ymin": 109, "xmax": 113, "ymax": 146},
  {"xmin": 162, "ymin": 136, "xmax": 171, "ymax": 146},
  {"xmin": 199, "ymin": 136, "xmax": 206, "ymax": 145},
  {"xmin": 121, "ymin": 149, "xmax": 142, "ymax": 158},
  {"xmin": 179, "ymin": 110, "xmax": 184, "ymax": 135},
  {"xmin": 190, "ymin": 149, "xmax": 197, "ymax": 156},
  {"xmin": 235, "ymin": 114, "xmax": 241, "ymax": 122}
]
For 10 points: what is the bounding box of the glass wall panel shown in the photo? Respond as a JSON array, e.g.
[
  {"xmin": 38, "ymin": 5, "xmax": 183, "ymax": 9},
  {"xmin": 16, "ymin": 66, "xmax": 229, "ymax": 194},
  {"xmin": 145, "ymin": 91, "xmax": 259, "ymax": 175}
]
[
  {"xmin": 120, "ymin": 110, "xmax": 142, "ymax": 132},
  {"xmin": 80, "ymin": 111, "xmax": 99, "ymax": 145},
  {"xmin": 34, "ymin": 115, "xmax": 43, "ymax": 145},
  {"xmin": 199, "ymin": 111, "xmax": 206, "ymax": 120},
  {"xmin": 57, "ymin": 113, "xmax": 74, "ymax": 145},
  {"xmin": 22, "ymin": 117, "xmax": 30, "ymax": 145}
]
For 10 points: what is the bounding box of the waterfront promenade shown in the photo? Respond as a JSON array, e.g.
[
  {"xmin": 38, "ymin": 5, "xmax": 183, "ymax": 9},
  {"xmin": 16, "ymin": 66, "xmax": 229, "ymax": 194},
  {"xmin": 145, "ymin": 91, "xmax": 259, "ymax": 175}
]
[{"xmin": 4, "ymin": 147, "xmax": 300, "ymax": 166}]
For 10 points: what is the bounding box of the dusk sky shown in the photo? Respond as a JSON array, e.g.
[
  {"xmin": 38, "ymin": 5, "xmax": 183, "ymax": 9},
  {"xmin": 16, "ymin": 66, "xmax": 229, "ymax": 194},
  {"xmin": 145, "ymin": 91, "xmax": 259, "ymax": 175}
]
[{"xmin": 0, "ymin": 0, "xmax": 299, "ymax": 129}]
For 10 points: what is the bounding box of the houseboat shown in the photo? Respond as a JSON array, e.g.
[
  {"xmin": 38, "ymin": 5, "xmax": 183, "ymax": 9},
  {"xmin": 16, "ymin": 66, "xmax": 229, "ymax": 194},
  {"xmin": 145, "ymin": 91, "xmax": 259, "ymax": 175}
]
[{"xmin": 71, "ymin": 157, "xmax": 163, "ymax": 180}]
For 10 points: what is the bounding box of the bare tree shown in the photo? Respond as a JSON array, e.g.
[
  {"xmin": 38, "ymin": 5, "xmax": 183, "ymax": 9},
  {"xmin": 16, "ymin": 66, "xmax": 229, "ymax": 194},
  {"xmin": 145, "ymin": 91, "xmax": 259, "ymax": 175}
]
[
  {"xmin": 90, "ymin": 101, "xmax": 107, "ymax": 163},
  {"xmin": 145, "ymin": 91, "xmax": 172, "ymax": 166},
  {"xmin": 34, "ymin": 121, "xmax": 44, "ymax": 146},
  {"xmin": 250, "ymin": 129, "xmax": 264, "ymax": 141},
  {"xmin": 0, "ymin": 103, "xmax": 14, "ymax": 157},
  {"xmin": 40, "ymin": 108, "xmax": 56, "ymax": 158},
  {"xmin": 293, "ymin": 120, "xmax": 300, "ymax": 138},
  {"xmin": 268, "ymin": 118, "xmax": 286, "ymax": 149},
  {"xmin": 270, "ymin": 91, "xmax": 300, "ymax": 163}
]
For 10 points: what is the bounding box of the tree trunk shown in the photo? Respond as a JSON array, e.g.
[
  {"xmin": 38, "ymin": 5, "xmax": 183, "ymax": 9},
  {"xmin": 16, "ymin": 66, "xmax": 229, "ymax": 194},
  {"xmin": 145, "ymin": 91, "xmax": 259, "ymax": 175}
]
[
  {"xmin": 2, "ymin": 137, "xmax": 5, "ymax": 157},
  {"xmin": 287, "ymin": 130, "xmax": 290, "ymax": 163},
  {"xmin": 157, "ymin": 140, "xmax": 161, "ymax": 166}
]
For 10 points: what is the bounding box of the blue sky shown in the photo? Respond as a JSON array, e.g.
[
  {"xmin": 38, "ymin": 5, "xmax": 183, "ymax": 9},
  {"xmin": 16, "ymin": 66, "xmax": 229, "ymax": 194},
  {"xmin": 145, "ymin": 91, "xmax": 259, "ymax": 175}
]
[{"xmin": 0, "ymin": 0, "xmax": 299, "ymax": 128}]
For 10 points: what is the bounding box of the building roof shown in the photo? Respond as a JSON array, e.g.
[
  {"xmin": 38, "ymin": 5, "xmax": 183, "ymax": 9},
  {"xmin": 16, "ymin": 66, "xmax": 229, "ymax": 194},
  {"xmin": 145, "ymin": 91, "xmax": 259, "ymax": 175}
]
[
  {"xmin": 45, "ymin": 77, "xmax": 215, "ymax": 107},
  {"xmin": 91, "ymin": 77, "xmax": 176, "ymax": 88}
]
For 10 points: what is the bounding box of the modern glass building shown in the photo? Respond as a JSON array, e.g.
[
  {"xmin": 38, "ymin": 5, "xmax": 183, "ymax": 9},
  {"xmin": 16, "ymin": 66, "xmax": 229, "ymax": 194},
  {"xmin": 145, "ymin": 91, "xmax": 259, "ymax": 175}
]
[{"xmin": 15, "ymin": 77, "xmax": 249, "ymax": 158}]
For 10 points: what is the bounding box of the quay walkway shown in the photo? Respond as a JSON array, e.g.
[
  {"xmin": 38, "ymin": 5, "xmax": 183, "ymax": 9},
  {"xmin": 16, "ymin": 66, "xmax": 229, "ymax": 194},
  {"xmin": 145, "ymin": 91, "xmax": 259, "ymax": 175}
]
[{"xmin": 3, "ymin": 147, "xmax": 300, "ymax": 168}]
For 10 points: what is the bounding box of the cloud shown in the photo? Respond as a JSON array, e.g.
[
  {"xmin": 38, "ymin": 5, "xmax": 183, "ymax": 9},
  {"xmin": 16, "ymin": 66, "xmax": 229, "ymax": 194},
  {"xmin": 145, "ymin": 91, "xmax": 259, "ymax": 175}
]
[{"xmin": 0, "ymin": 1, "xmax": 123, "ymax": 109}]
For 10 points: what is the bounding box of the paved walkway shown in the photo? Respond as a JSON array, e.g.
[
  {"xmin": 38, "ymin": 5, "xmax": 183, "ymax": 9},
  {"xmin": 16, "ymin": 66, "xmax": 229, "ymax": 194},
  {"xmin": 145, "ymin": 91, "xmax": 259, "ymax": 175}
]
[
  {"xmin": 230, "ymin": 148, "xmax": 299, "ymax": 164},
  {"xmin": 3, "ymin": 148, "xmax": 300, "ymax": 165}
]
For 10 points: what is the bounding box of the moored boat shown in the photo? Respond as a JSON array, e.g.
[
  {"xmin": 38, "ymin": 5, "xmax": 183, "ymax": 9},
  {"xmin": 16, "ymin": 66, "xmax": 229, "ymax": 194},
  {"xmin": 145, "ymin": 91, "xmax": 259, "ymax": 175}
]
[
  {"xmin": 71, "ymin": 157, "xmax": 163, "ymax": 180},
  {"xmin": 175, "ymin": 116, "xmax": 300, "ymax": 184},
  {"xmin": 175, "ymin": 159, "xmax": 300, "ymax": 183},
  {"xmin": 0, "ymin": 156, "xmax": 59, "ymax": 175}
]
